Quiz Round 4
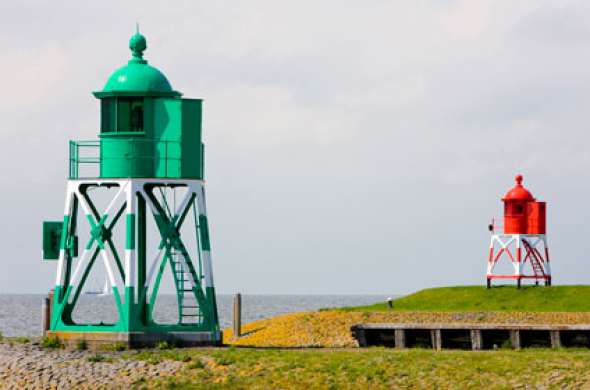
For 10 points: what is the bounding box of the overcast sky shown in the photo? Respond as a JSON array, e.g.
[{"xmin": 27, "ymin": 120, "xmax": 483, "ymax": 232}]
[{"xmin": 1, "ymin": 1, "xmax": 590, "ymax": 294}]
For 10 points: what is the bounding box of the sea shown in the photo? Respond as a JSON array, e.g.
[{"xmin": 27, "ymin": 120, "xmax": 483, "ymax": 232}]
[{"xmin": 0, "ymin": 294, "xmax": 388, "ymax": 337}]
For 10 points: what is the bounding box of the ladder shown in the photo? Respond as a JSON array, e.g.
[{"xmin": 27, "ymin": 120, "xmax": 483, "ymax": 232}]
[
  {"xmin": 170, "ymin": 249, "xmax": 201, "ymax": 325},
  {"xmin": 522, "ymin": 239, "xmax": 546, "ymax": 281}
]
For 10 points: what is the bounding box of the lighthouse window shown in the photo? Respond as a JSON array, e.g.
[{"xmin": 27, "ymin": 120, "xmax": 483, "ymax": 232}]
[
  {"xmin": 117, "ymin": 98, "xmax": 144, "ymax": 132},
  {"xmin": 513, "ymin": 204, "xmax": 524, "ymax": 215},
  {"xmin": 100, "ymin": 98, "xmax": 116, "ymax": 133}
]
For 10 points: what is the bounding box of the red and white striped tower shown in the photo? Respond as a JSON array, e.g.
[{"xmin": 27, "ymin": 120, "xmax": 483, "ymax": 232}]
[{"xmin": 487, "ymin": 175, "xmax": 551, "ymax": 288}]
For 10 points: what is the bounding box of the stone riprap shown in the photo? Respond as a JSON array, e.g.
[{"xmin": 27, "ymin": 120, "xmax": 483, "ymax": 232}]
[{"xmin": 0, "ymin": 342, "xmax": 183, "ymax": 389}]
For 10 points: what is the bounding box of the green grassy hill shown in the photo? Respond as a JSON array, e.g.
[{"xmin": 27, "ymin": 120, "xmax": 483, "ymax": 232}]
[{"xmin": 346, "ymin": 285, "xmax": 590, "ymax": 312}]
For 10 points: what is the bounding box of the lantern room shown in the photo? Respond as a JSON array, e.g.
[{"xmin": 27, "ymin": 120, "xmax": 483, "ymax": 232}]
[
  {"xmin": 69, "ymin": 31, "xmax": 204, "ymax": 180},
  {"xmin": 502, "ymin": 175, "xmax": 546, "ymax": 235}
]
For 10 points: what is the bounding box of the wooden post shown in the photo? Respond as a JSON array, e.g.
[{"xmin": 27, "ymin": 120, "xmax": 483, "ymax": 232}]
[
  {"xmin": 48, "ymin": 289, "xmax": 54, "ymax": 319},
  {"xmin": 471, "ymin": 330, "xmax": 483, "ymax": 350},
  {"xmin": 394, "ymin": 329, "xmax": 406, "ymax": 348},
  {"xmin": 232, "ymin": 293, "xmax": 242, "ymax": 338},
  {"xmin": 352, "ymin": 327, "xmax": 367, "ymax": 347},
  {"xmin": 431, "ymin": 329, "xmax": 442, "ymax": 350},
  {"xmin": 42, "ymin": 290, "xmax": 53, "ymax": 336},
  {"xmin": 510, "ymin": 330, "xmax": 521, "ymax": 349},
  {"xmin": 550, "ymin": 331, "xmax": 561, "ymax": 349}
]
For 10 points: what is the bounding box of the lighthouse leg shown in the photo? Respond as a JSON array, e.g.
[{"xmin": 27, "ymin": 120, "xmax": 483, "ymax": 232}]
[
  {"xmin": 543, "ymin": 237, "xmax": 551, "ymax": 286},
  {"xmin": 195, "ymin": 182, "xmax": 219, "ymax": 337},
  {"xmin": 486, "ymin": 237, "xmax": 495, "ymax": 289},
  {"xmin": 516, "ymin": 239, "xmax": 522, "ymax": 289},
  {"xmin": 124, "ymin": 181, "xmax": 137, "ymax": 330}
]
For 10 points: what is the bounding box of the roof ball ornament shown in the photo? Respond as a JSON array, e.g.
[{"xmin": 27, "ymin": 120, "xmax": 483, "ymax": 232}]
[{"xmin": 129, "ymin": 25, "xmax": 147, "ymax": 64}]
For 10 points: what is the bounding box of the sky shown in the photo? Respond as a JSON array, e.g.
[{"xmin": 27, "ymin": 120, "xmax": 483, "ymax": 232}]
[{"xmin": 1, "ymin": 1, "xmax": 590, "ymax": 294}]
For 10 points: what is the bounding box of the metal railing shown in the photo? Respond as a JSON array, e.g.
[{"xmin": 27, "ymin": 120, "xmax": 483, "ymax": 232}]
[
  {"xmin": 69, "ymin": 140, "xmax": 100, "ymax": 179},
  {"xmin": 68, "ymin": 138, "xmax": 185, "ymax": 179}
]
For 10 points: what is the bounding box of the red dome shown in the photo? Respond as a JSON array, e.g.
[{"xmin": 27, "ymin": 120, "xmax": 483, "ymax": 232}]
[{"xmin": 503, "ymin": 175, "xmax": 534, "ymax": 201}]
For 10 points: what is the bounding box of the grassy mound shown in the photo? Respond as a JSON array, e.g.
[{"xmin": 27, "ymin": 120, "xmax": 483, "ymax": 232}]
[
  {"xmin": 224, "ymin": 310, "xmax": 590, "ymax": 348},
  {"xmin": 223, "ymin": 285, "xmax": 590, "ymax": 348},
  {"xmin": 345, "ymin": 285, "xmax": 590, "ymax": 312}
]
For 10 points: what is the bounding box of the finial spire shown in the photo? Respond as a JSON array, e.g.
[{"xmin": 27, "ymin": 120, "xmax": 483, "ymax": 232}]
[{"xmin": 129, "ymin": 26, "xmax": 147, "ymax": 64}]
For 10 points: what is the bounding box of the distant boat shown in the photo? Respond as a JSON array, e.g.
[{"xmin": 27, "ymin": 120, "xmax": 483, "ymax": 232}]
[{"xmin": 85, "ymin": 279, "xmax": 111, "ymax": 296}]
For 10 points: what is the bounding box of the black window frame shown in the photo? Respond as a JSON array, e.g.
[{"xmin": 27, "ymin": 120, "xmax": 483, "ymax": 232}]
[{"xmin": 100, "ymin": 97, "xmax": 145, "ymax": 134}]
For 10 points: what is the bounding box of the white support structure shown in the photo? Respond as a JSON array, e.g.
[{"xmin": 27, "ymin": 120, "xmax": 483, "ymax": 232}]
[
  {"xmin": 487, "ymin": 233, "xmax": 551, "ymax": 287},
  {"xmin": 51, "ymin": 177, "xmax": 219, "ymax": 336}
]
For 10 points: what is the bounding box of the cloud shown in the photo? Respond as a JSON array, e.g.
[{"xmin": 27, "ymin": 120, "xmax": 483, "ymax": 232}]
[
  {"xmin": 206, "ymin": 83, "xmax": 359, "ymax": 146},
  {"xmin": 0, "ymin": 43, "xmax": 66, "ymax": 112},
  {"xmin": 2, "ymin": 1, "xmax": 590, "ymax": 293}
]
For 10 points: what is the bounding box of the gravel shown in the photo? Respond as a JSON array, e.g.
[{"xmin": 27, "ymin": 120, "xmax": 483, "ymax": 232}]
[{"xmin": 0, "ymin": 342, "xmax": 183, "ymax": 389}]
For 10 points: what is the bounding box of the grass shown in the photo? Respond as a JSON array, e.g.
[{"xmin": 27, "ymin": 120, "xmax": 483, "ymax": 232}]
[
  {"xmin": 87, "ymin": 353, "xmax": 114, "ymax": 363},
  {"xmin": 40, "ymin": 335, "xmax": 63, "ymax": 349},
  {"xmin": 100, "ymin": 342, "xmax": 127, "ymax": 352},
  {"xmin": 127, "ymin": 347, "xmax": 590, "ymax": 389},
  {"xmin": 76, "ymin": 340, "xmax": 88, "ymax": 350},
  {"xmin": 156, "ymin": 340, "xmax": 173, "ymax": 350},
  {"xmin": 87, "ymin": 353, "xmax": 107, "ymax": 363},
  {"xmin": 223, "ymin": 285, "xmax": 590, "ymax": 348},
  {"xmin": 9, "ymin": 337, "xmax": 30, "ymax": 344},
  {"xmin": 345, "ymin": 285, "xmax": 590, "ymax": 312}
]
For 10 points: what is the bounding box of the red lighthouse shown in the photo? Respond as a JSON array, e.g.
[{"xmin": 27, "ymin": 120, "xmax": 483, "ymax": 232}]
[{"xmin": 487, "ymin": 175, "xmax": 551, "ymax": 288}]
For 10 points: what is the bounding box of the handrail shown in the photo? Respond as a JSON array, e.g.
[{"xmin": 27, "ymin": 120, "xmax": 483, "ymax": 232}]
[{"xmin": 68, "ymin": 138, "xmax": 183, "ymax": 179}]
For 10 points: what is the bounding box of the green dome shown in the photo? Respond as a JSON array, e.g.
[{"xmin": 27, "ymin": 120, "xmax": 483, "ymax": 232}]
[{"xmin": 94, "ymin": 32, "xmax": 180, "ymax": 98}]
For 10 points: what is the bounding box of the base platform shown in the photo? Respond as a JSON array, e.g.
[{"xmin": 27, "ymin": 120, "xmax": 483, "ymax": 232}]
[{"xmin": 46, "ymin": 330, "xmax": 222, "ymax": 349}]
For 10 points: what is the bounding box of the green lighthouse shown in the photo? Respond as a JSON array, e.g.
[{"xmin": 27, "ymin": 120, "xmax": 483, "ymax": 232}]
[{"xmin": 43, "ymin": 31, "xmax": 220, "ymax": 347}]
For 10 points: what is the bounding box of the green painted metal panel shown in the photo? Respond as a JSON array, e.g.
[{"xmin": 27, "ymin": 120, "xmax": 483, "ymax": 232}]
[
  {"xmin": 142, "ymin": 98, "xmax": 155, "ymax": 139},
  {"xmin": 205, "ymin": 286, "xmax": 220, "ymax": 334},
  {"xmin": 153, "ymin": 98, "xmax": 182, "ymax": 178},
  {"xmin": 181, "ymin": 99, "xmax": 203, "ymax": 179},
  {"xmin": 42, "ymin": 221, "xmax": 62, "ymax": 260},
  {"xmin": 126, "ymin": 214, "xmax": 136, "ymax": 250},
  {"xmin": 201, "ymin": 143, "xmax": 205, "ymax": 179},
  {"xmin": 198, "ymin": 215, "xmax": 211, "ymax": 251},
  {"xmin": 137, "ymin": 195, "xmax": 147, "ymax": 325},
  {"xmin": 155, "ymin": 140, "xmax": 181, "ymax": 178},
  {"xmin": 100, "ymin": 136, "xmax": 154, "ymax": 178},
  {"xmin": 59, "ymin": 216, "xmax": 70, "ymax": 250},
  {"xmin": 153, "ymin": 98, "xmax": 182, "ymax": 141}
]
